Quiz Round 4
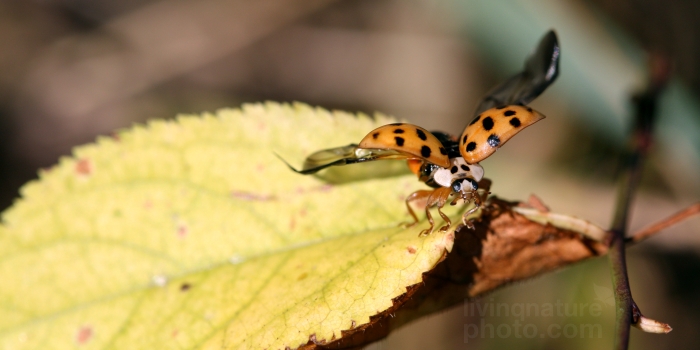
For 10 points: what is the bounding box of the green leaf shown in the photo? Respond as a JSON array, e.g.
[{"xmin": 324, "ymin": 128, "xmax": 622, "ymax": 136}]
[{"xmin": 0, "ymin": 102, "xmax": 458, "ymax": 349}]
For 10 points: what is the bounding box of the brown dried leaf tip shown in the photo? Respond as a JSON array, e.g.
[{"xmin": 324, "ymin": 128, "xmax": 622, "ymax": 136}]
[{"xmin": 298, "ymin": 197, "xmax": 609, "ymax": 349}]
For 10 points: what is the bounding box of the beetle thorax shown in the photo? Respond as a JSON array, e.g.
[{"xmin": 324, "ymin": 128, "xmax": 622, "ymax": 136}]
[{"xmin": 431, "ymin": 157, "xmax": 484, "ymax": 188}]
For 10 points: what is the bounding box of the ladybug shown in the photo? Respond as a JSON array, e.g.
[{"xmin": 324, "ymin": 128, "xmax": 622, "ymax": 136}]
[{"xmin": 282, "ymin": 31, "xmax": 560, "ymax": 236}]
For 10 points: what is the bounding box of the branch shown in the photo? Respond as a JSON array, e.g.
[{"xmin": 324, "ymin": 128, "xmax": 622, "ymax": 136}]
[
  {"xmin": 608, "ymin": 54, "xmax": 672, "ymax": 349},
  {"xmin": 629, "ymin": 203, "xmax": 700, "ymax": 244}
]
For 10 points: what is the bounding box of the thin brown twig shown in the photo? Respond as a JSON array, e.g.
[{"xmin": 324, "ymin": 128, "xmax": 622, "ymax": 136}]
[
  {"xmin": 608, "ymin": 53, "xmax": 671, "ymax": 350},
  {"xmin": 629, "ymin": 203, "xmax": 700, "ymax": 244}
]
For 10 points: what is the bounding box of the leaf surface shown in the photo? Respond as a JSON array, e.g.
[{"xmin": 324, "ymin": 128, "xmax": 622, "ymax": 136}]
[{"xmin": 0, "ymin": 102, "xmax": 456, "ymax": 349}]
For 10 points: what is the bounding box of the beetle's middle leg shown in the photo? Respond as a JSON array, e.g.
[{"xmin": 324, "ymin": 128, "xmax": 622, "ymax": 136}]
[
  {"xmin": 422, "ymin": 187, "xmax": 453, "ymax": 236},
  {"xmin": 405, "ymin": 187, "xmax": 456, "ymax": 236}
]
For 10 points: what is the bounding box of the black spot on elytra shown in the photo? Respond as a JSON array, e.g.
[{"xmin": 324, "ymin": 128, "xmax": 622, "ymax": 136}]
[
  {"xmin": 527, "ymin": 107, "xmax": 533, "ymax": 112},
  {"xmin": 420, "ymin": 145, "xmax": 431, "ymax": 158},
  {"xmin": 180, "ymin": 283, "xmax": 191, "ymax": 292},
  {"xmin": 389, "ymin": 122, "xmax": 404, "ymax": 126},
  {"xmin": 372, "ymin": 132, "xmax": 379, "ymax": 139},
  {"xmin": 487, "ymin": 134, "xmax": 501, "ymax": 147},
  {"xmin": 504, "ymin": 110, "xmax": 516, "ymax": 117},
  {"xmin": 439, "ymin": 147, "xmax": 447, "ymax": 155},
  {"xmin": 510, "ymin": 117, "xmax": 521, "ymax": 127},
  {"xmin": 469, "ymin": 116, "xmax": 481, "ymax": 126},
  {"xmin": 416, "ymin": 129, "xmax": 427, "ymax": 141},
  {"xmin": 461, "ymin": 164, "xmax": 469, "ymax": 171},
  {"xmin": 393, "ymin": 128, "xmax": 405, "ymax": 134},
  {"xmin": 496, "ymin": 105, "xmax": 507, "ymax": 109},
  {"xmin": 466, "ymin": 142, "xmax": 477, "ymax": 152},
  {"xmin": 450, "ymin": 166, "xmax": 458, "ymax": 174},
  {"xmin": 395, "ymin": 137, "xmax": 405, "ymax": 146},
  {"xmin": 482, "ymin": 117, "xmax": 494, "ymax": 131},
  {"xmin": 462, "ymin": 135, "xmax": 468, "ymax": 144}
]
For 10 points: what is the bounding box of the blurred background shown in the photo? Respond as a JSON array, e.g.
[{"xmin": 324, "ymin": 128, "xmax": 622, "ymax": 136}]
[{"xmin": 0, "ymin": 0, "xmax": 698, "ymax": 348}]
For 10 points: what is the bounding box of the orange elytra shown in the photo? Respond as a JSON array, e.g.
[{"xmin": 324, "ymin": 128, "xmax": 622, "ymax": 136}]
[
  {"xmin": 459, "ymin": 105, "xmax": 545, "ymax": 164},
  {"xmin": 358, "ymin": 123, "xmax": 450, "ymax": 168}
]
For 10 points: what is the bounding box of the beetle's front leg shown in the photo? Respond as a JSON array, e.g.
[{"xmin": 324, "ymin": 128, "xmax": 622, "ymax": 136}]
[{"xmin": 461, "ymin": 193, "xmax": 480, "ymax": 229}]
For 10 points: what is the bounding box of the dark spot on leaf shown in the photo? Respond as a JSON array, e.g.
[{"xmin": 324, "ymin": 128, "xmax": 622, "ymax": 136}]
[
  {"xmin": 75, "ymin": 158, "xmax": 92, "ymax": 176},
  {"xmin": 76, "ymin": 326, "xmax": 93, "ymax": 345},
  {"xmin": 395, "ymin": 137, "xmax": 405, "ymax": 146},
  {"xmin": 180, "ymin": 283, "xmax": 191, "ymax": 292},
  {"xmin": 407, "ymin": 246, "xmax": 417, "ymax": 254},
  {"xmin": 177, "ymin": 224, "xmax": 188, "ymax": 238}
]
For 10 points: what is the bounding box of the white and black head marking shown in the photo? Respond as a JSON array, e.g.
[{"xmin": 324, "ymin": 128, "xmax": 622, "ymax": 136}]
[
  {"xmin": 431, "ymin": 157, "xmax": 484, "ymax": 190},
  {"xmin": 451, "ymin": 177, "xmax": 478, "ymax": 194}
]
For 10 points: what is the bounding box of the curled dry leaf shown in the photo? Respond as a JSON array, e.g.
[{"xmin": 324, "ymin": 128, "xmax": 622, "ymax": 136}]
[{"xmin": 299, "ymin": 197, "xmax": 609, "ymax": 349}]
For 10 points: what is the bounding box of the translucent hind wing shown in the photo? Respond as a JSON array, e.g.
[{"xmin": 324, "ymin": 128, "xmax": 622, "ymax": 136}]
[
  {"xmin": 280, "ymin": 144, "xmax": 411, "ymax": 174},
  {"xmin": 473, "ymin": 30, "xmax": 560, "ymax": 116}
]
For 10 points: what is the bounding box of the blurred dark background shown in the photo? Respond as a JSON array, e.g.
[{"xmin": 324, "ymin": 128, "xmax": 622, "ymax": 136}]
[{"xmin": 1, "ymin": 0, "xmax": 698, "ymax": 349}]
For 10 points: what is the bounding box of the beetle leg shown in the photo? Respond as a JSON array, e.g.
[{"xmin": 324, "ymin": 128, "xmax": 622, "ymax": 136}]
[
  {"xmin": 459, "ymin": 179, "xmax": 492, "ymax": 230},
  {"xmin": 426, "ymin": 187, "xmax": 453, "ymax": 234},
  {"xmin": 419, "ymin": 205, "xmax": 436, "ymax": 237},
  {"xmin": 436, "ymin": 207, "xmax": 451, "ymax": 232},
  {"xmin": 419, "ymin": 188, "xmax": 446, "ymax": 236},
  {"xmin": 460, "ymin": 190, "xmax": 485, "ymax": 229},
  {"xmin": 402, "ymin": 190, "xmax": 432, "ymax": 228},
  {"xmin": 462, "ymin": 199, "xmax": 479, "ymax": 229},
  {"xmin": 406, "ymin": 187, "xmax": 458, "ymax": 236},
  {"xmin": 477, "ymin": 178, "xmax": 492, "ymax": 202}
]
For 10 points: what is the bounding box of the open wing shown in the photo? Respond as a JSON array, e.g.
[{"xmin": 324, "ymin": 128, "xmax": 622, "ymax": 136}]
[
  {"xmin": 357, "ymin": 123, "xmax": 450, "ymax": 168},
  {"xmin": 459, "ymin": 30, "xmax": 560, "ymax": 164},
  {"xmin": 473, "ymin": 30, "xmax": 560, "ymax": 116},
  {"xmin": 278, "ymin": 144, "xmax": 411, "ymax": 174},
  {"xmin": 459, "ymin": 105, "xmax": 546, "ymax": 164},
  {"xmin": 282, "ymin": 122, "xmax": 454, "ymax": 174}
]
